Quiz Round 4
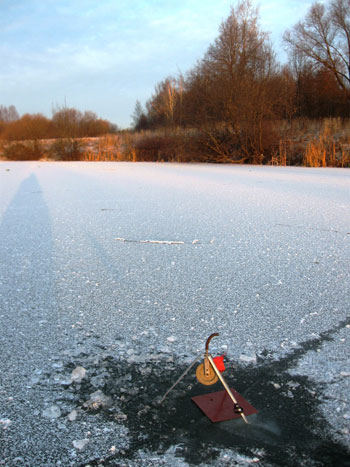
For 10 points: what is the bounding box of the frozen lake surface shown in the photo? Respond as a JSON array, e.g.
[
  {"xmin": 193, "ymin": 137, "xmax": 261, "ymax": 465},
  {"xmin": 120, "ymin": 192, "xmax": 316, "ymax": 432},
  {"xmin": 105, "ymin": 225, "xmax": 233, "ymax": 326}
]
[{"xmin": 0, "ymin": 162, "xmax": 349, "ymax": 466}]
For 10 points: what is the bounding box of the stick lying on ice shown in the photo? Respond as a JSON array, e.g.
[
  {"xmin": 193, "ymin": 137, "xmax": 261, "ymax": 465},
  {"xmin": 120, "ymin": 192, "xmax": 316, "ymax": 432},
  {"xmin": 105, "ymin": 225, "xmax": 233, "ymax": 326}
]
[{"xmin": 115, "ymin": 237, "xmax": 204, "ymax": 245}]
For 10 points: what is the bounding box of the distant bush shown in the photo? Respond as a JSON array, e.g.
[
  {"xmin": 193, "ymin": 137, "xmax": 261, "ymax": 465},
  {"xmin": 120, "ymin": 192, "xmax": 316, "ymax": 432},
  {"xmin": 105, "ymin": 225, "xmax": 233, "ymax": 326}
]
[
  {"xmin": 3, "ymin": 141, "xmax": 44, "ymax": 161},
  {"xmin": 1, "ymin": 114, "xmax": 53, "ymax": 141},
  {"xmin": 187, "ymin": 128, "xmax": 244, "ymax": 163},
  {"xmin": 0, "ymin": 106, "xmax": 116, "ymax": 142},
  {"xmin": 51, "ymin": 107, "xmax": 114, "ymax": 138},
  {"xmin": 133, "ymin": 132, "xmax": 182, "ymax": 161},
  {"xmin": 48, "ymin": 138, "xmax": 84, "ymax": 161}
]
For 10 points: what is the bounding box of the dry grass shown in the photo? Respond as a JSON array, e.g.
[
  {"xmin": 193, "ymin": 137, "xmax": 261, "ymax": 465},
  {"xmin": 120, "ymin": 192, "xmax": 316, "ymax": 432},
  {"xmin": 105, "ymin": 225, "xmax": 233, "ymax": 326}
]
[
  {"xmin": 271, "ymin": 118, "xmax": 350, "ymax": 167},
  {"xmin": 1, "ymin": 118, "xmax": 350, "ymax": 166},
  {"xmin": 82, "ymin": 135, "xmax": 123, "ymax": 161}
]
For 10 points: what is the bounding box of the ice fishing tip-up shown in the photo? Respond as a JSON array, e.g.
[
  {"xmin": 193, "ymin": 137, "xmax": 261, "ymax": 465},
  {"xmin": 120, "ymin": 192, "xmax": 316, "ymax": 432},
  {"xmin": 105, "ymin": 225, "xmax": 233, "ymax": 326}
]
[{"xmin": 161, "ymin": 333, "xmax": 257, "ymax": 424}]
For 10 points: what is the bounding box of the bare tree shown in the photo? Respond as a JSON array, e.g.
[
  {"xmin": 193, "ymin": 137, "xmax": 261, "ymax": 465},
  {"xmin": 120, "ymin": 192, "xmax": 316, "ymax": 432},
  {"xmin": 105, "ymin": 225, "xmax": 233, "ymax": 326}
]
[
  {"xmin": 131, "ymin": 100, "xmax": 149, "ymax": 131},
  {"xmin": 79, "ymin": 111, "xmax": 111, "ymax": 136},
  {"xmin": 284, "ymin": 0, "xmax": 350, "ymax": 102},
  {"xmin": 146, "ymin": 77, "xmax": 179, "ymax": 127},
  {"xmin": 52, "ymin": 106, "xmax": 82, "ymax": 138},
  {"xmin": 195, "ymin": 0, "xmax": 277, "ymax": 159},
  {"xmin": 0, "ymin": 105, "xmax": 19, "ymax": 122}
]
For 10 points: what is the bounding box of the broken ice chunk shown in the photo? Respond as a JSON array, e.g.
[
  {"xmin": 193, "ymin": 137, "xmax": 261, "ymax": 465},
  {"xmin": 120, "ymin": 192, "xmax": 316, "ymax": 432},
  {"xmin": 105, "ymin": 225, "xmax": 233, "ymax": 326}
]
[
  {"xmin": 90, "ymin": 375, "xmax": 106, "ymax": 388},
  {"xmin": 271, "ymin": 382, "xmax": 281, "ymax": 389},
  {"xmin": 287, "ymin": 381, "xmax": 300, "ymax": 389},
  {"xmin": 71, "ymin": 366, "xmax": 86, "ymax": 383},
  {"xmin": 42, "ymin": 405, "xmax": 61, "ymax": 419},
  {"xmin": 167, "ymin": 336, "xmax": 177, "ymax": 343},
  {"xmin": 115, "ymin": 412, "xmax": 128, "ymax": 422},
  {"xmin": 0, "ymin": 419, "xmax": 11, "ymax": 429},
  {"xmin": 67, "ymin": 409, "xmax": 78, "ymax": 421},
  {"xmin": 239, "ymin": 354, "xmax": 257, "ymax": 364},
  {"xmin": 84, "ymin": 390, "xmax": 112, "ymax": 410},
  {"xmin": 52, "ymin": 361, "xmax": 63, "ymax": 369},
  {"xmin": 30, "ymin": 376, "xmax": 40, "ymax": 385},
  {"xmin": 73, "ymin": 439, "xmax": 89, "ymax": 450}
]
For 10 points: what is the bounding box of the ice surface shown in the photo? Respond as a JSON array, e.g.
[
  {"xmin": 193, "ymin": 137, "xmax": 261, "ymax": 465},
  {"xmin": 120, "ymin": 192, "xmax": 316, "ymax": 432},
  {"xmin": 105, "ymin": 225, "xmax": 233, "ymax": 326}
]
[{"xmin": 0, "ymin": 162, "xmax": 349, "ymax": 466}]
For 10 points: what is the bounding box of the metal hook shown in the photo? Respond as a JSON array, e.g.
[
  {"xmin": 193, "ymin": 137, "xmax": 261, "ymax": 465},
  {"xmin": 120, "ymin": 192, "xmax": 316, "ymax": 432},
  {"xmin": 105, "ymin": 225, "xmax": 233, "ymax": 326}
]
[{"xmin": 205, "ymin": 333, "xmax": 219, "ymax": 355}]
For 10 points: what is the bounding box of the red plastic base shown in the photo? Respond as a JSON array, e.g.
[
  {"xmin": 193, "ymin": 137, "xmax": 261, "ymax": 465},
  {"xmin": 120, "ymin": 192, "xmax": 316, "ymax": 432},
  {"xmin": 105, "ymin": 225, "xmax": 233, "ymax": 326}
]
[{"xmin": 191, "ymin": 388, "xmax": 257, "ymax": 423}]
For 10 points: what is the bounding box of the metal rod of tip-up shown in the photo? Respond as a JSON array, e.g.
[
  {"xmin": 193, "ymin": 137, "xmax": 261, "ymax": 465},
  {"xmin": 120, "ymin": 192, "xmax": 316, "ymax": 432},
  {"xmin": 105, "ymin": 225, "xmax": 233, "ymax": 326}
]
[
  {"xmin": 207, "ymin": 354, "xmax": 249, "ymax": 424},
  {"xmin": 159, "ymin": 353, "xmax": 203, "ymax": 404}
]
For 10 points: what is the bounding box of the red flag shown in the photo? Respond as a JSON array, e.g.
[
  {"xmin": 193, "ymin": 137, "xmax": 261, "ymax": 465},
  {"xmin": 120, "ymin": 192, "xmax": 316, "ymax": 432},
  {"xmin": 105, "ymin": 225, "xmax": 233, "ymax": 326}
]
[{"xmin": 213, "ymin": 355, "xmax": 225, "ymax": 372}]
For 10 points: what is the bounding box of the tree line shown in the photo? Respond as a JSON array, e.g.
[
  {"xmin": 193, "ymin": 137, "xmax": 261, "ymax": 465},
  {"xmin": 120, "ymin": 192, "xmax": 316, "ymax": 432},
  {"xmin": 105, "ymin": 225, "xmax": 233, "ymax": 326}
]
[
  {"xmin": 0, "ymin": 105, "xmax": 117, "ymax": 141},
  {"xmin": 1, "ymin": 0, "xmax": 349, "ymax": 165},
  {"xmin": 132, "ymin": 0, "xmax": 350, "ymax": 163}
]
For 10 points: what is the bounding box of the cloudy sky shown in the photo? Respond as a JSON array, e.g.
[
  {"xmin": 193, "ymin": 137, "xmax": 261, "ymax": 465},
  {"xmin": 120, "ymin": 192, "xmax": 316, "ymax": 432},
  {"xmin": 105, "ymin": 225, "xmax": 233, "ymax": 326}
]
[{"xmin": 0, "ymin": 0, "xmax": 314, "ymax": 128}]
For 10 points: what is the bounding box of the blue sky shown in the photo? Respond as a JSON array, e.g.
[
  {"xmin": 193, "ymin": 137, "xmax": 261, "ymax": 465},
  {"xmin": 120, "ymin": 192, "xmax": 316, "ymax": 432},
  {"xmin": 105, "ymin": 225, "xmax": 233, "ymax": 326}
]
[{"xmin": 0, "ymin": 0, "xmax": 314, "ymax": 128}]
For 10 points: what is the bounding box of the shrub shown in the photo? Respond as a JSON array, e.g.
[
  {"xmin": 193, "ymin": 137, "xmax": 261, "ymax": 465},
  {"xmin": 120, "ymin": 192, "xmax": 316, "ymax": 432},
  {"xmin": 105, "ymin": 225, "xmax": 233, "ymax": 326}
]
[
  {"xmin": 3, "ymin": 141, "xmax": 44, "ymax": 160},
  {"xmin": 48, "ymin": 138, "xmax": 84, "ymax": 161},
  {"xmin": 1, "ymin": 114, "xmax": 53, "ymax": 141},
  {"xmin": 133, "ymin": 132, "xmax": 181, "ymax": 161}
]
